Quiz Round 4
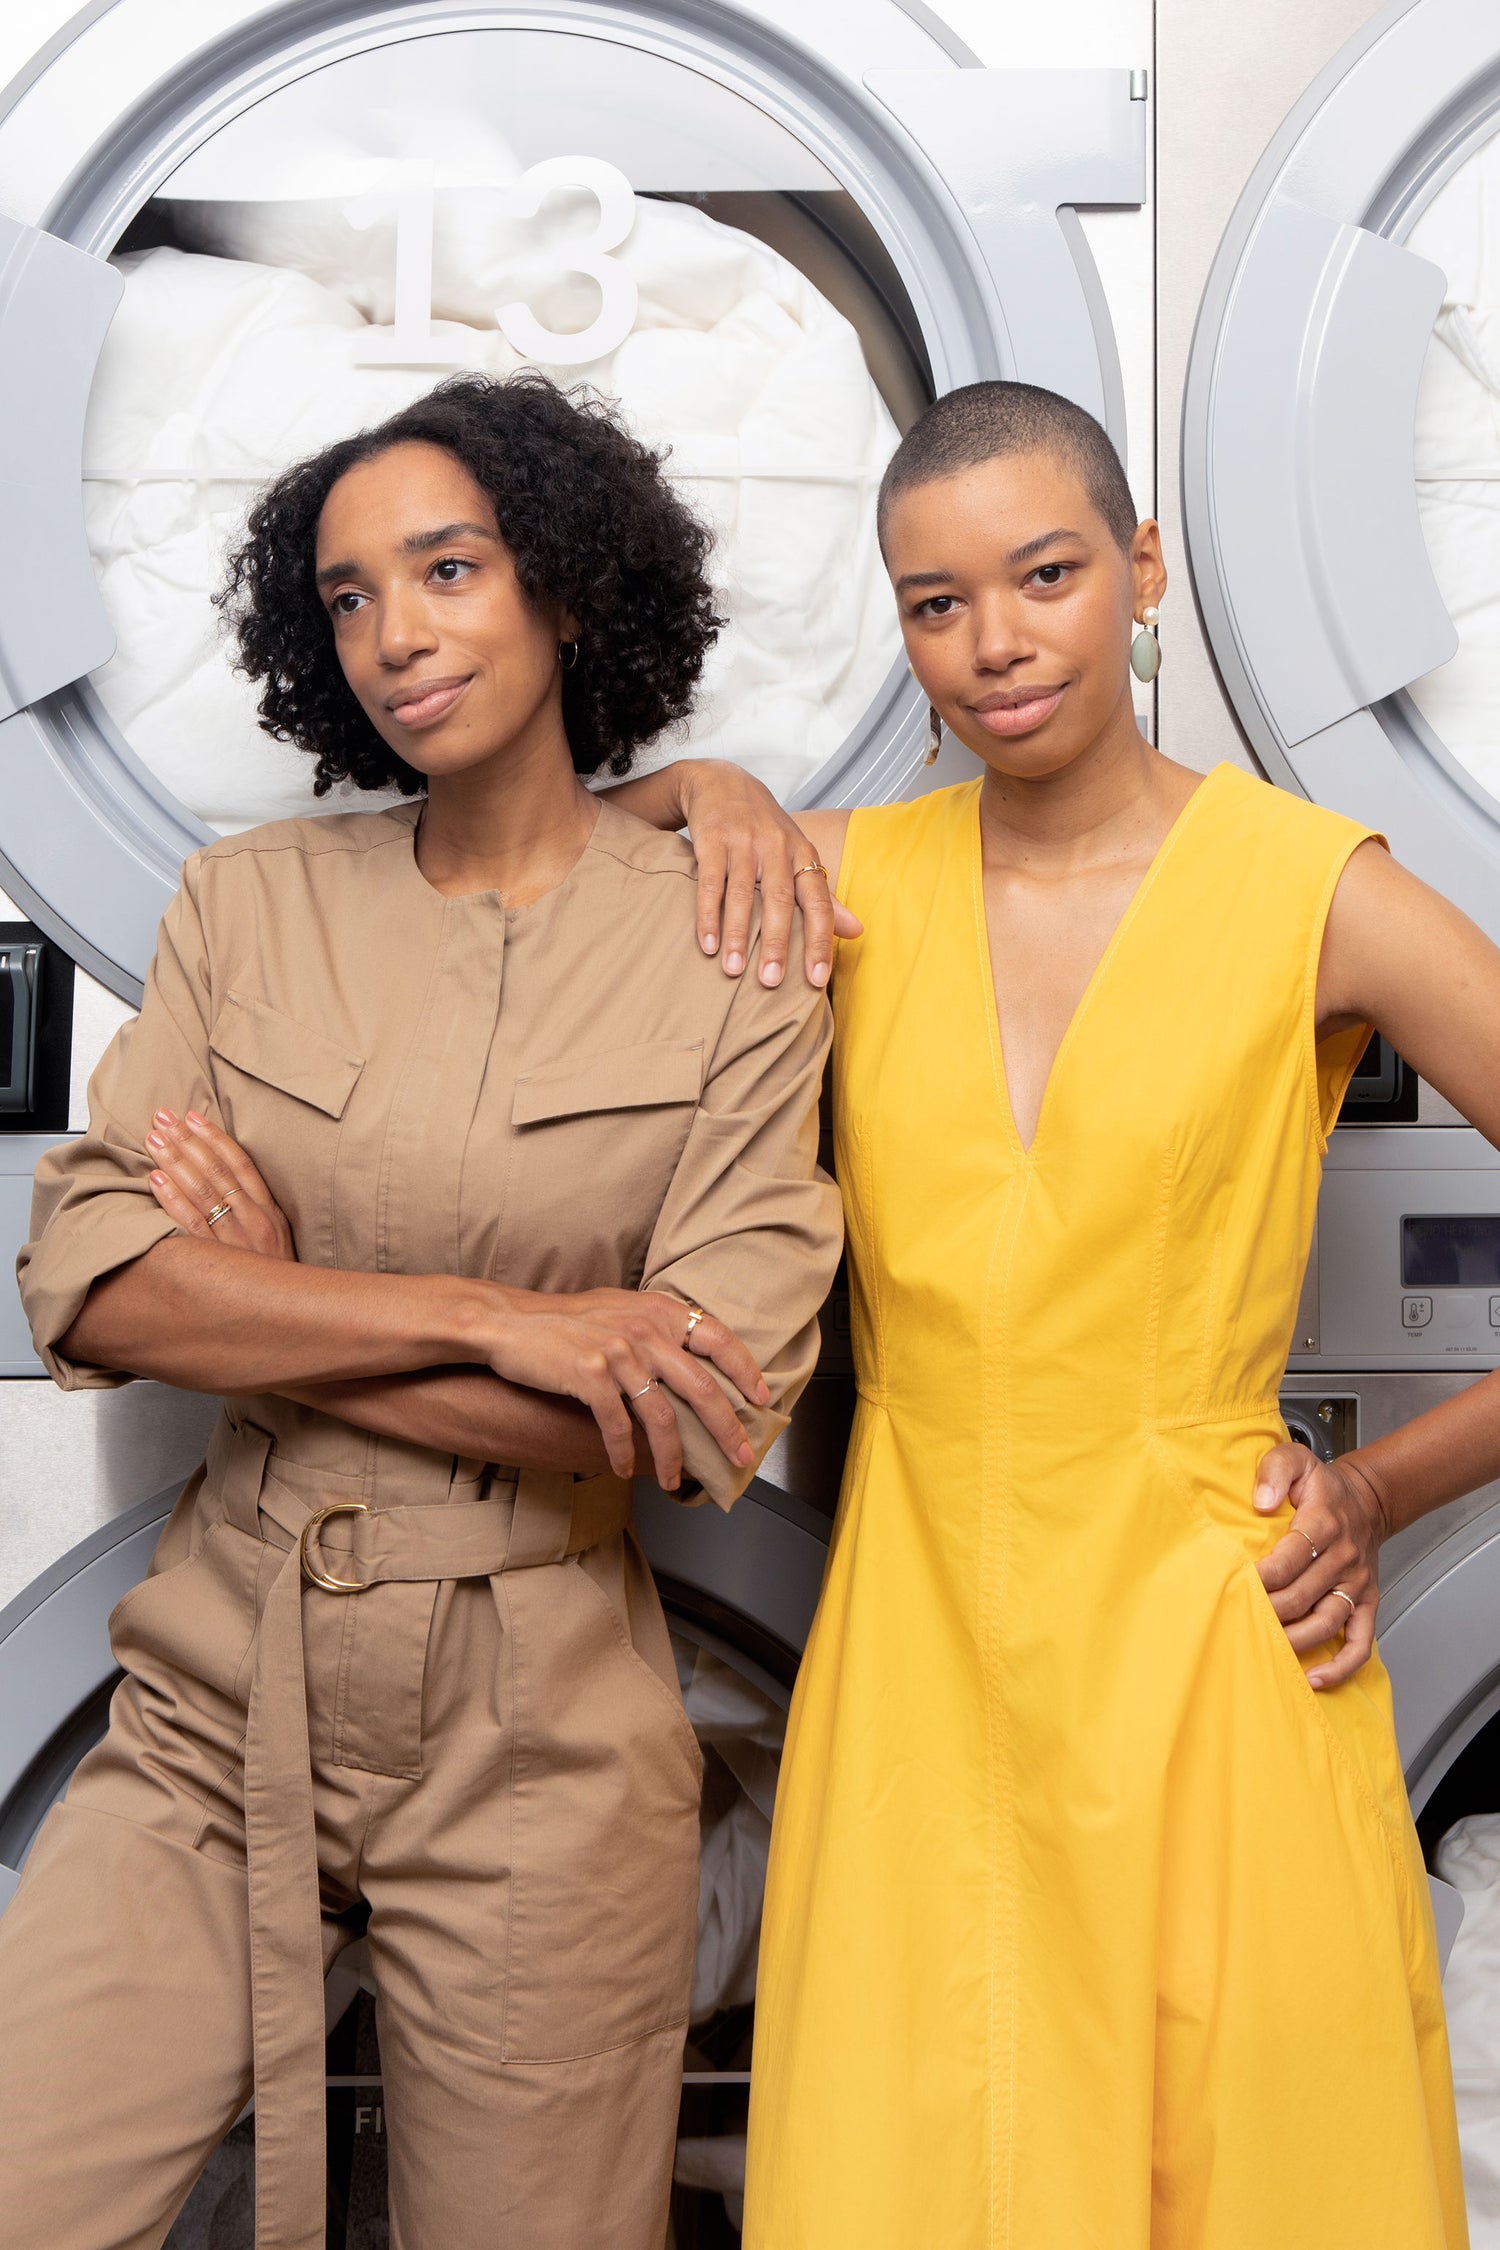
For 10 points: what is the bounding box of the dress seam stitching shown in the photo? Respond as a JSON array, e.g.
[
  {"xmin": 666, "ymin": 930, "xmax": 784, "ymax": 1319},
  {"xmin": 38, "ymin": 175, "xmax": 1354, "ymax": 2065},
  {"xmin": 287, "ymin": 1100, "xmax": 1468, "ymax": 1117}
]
[{"xmin": 985, "ymin": 1169, "xmax": 1031, "ymax": 2250}]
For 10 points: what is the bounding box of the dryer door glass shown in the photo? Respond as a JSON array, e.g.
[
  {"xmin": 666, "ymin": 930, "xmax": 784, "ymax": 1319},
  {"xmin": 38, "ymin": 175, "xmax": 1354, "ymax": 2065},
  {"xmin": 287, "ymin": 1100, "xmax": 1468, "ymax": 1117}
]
[
  {"xmin": 1405, "ymin": 121, "xmax": 1500, "ymax": 807},
  {"xmin": 82, "ymin": 29, "xmax": 931, "ymax": 832}
]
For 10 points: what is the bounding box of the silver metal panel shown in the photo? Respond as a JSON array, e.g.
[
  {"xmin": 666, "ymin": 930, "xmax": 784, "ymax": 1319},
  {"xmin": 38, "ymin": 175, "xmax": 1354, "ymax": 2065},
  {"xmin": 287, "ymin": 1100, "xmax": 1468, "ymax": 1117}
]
[
  {"xmin": 0, "ymin": 1381, "xmax": 219, "ymax": 1613},
  {"xmin": 0, "ymin": 1495, "xmax": 166, "ymax": 1822},
  {"xmin": 863, "ymin": 67, "xmax": 1145, "ymax": 453},
  {"xmin": 0, "ymin": 1134, "xmax": 63, "ymax": 1377},
  {"xmin": 0, "ymin": 692, "xmax": 204, "ymax": 1007},
  {"xmin": 0, "ymin": 218, "xmax": 121, "ymax": 720},
  {"xmin": 634, "ymin": 1478, "xmax": 829, "ymax": 1656},
  {"xmin": 1381, "ymin": 1511, "xmax": 1500, "ymax": 1811},
  {"xmin": 1292, "ymin": 1129, "xmax": 1500, "ymax": 1373}
]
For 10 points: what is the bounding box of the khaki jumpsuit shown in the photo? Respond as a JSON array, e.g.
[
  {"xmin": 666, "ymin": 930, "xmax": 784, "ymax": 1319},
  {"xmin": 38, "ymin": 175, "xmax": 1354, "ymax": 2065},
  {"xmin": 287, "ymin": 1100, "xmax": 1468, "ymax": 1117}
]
[{"xmin": 0, "ymin": 796, "xmax": 840, "ymax": 2250}]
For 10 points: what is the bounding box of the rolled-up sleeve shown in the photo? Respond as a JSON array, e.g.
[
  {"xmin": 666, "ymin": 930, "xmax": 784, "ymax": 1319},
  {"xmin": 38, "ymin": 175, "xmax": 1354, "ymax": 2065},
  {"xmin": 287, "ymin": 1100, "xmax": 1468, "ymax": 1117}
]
[
  {"xmin": 641, "ymin": 917, "xmax": 842, "ymax": 1510},
  {"xmin": 18, "ymin": 855, "xmax": 216, "ymax": 1387}
]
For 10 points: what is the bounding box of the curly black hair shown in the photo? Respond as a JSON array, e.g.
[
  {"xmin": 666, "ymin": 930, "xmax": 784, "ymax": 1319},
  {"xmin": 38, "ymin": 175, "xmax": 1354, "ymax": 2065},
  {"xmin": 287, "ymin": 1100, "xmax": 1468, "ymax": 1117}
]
[{"xmin": 216, "ymin": 371, "xmax": 723, "ymax": 791}]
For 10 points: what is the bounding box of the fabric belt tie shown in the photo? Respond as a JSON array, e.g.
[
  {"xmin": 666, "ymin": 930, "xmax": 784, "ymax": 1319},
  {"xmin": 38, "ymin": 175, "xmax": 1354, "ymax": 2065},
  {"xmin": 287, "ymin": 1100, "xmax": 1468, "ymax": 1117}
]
[{"xmin": 207, "ymin": 1418, "xmax": 633, "ymax": 2250}]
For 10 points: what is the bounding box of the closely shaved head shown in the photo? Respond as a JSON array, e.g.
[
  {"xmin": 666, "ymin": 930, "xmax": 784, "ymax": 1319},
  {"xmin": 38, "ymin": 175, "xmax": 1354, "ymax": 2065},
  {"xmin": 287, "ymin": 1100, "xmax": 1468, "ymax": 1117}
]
[{"xmin": 878, "ymin": 381, "xmax": 1139, "ymax": 554}]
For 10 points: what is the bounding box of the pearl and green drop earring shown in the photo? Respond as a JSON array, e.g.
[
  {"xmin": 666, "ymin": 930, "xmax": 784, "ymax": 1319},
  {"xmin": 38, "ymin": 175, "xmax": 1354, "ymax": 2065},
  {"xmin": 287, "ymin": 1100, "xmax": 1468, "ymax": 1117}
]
[
  {"xmin": 1130, "ymin": 605, "xmax": 1161, "ymax": 683},
  {"xmin": 910, "ymin": 663, "xmax": 943, "ymax": 765}
]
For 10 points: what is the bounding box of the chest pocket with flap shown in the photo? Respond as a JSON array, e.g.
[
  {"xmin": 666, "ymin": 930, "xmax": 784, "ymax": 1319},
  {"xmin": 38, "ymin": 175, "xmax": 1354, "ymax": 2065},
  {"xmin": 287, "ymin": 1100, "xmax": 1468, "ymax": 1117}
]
[
  {"xmin": 507, "ymin": 1039, "xmax": 705, "ymax": 1290},
  {"xmin": 208, "ymin": 991, "xmax": 366, "ymax": 1258}
]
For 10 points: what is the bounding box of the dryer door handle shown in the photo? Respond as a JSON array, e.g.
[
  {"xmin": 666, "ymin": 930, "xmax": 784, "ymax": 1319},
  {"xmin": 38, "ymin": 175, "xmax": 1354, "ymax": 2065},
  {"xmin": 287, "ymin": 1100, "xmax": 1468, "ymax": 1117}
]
[
  {"xmin": 0, "ymin": 218, "xmax": 122, "ymax": 721},
  {"xmin": 1199, "ymin": 198, "xmax": 1455, "ymax": 750}
]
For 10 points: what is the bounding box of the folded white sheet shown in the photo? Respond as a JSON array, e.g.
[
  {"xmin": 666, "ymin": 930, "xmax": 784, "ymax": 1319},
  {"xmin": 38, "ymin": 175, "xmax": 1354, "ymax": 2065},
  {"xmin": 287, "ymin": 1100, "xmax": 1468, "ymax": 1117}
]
[{"xmin": 84, "ymin": 191, "xmax": 900, "ymax": 830}]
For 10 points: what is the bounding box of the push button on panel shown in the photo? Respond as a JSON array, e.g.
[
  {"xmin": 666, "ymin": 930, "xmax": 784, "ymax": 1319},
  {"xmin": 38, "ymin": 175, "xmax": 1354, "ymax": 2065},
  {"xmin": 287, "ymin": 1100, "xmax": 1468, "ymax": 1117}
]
[
  {"xmin": 1490, "ymin": 1296, "xmax": 1500, "ymax": 1330},
  {"xmin": 1402, "ymin": 1295, "xmax": 1433, "ymax": 1330}
]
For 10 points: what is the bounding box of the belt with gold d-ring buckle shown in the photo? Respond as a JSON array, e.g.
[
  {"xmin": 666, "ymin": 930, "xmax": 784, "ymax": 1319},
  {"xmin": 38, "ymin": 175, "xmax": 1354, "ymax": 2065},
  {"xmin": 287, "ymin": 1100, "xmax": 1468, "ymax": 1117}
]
[{"xmin": 298, "ymin": 1500, "xmax": 370, "ymax": 1592}]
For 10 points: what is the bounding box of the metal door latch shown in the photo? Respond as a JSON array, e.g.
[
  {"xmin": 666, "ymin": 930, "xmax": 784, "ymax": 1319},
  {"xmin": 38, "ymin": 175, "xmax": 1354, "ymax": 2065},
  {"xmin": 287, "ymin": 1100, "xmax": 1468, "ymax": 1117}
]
[{"xmin": 0, "ymin": 944, "xmax": 41, "ymax": 1114}]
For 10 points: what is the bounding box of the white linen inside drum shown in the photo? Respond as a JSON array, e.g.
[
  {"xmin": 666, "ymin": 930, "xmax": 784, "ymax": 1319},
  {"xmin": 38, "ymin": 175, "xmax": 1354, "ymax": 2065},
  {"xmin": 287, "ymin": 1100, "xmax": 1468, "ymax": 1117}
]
[
  {"xmin": 676, "ymin": 1640, "xmax": 783, "ymax": 2025},
  {"xmin": 1408, "ymin": 133, "xmax": 1500, "ymax": 806},
  {"xmin": 1435, "ymin": 1813, "xmax": 1500, "ymax": 2243},
  {"xmin": 83, "ymin": 192, "xmax": 901, "ymax": 832}
]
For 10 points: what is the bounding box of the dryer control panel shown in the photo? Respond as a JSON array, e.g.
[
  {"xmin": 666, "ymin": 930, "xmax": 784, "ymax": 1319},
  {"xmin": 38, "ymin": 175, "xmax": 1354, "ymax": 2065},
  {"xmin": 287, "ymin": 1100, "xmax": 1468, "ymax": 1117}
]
[{"xmin": 1291, "ymin": 1128, "xmax": 1500, "ymax": 1372}]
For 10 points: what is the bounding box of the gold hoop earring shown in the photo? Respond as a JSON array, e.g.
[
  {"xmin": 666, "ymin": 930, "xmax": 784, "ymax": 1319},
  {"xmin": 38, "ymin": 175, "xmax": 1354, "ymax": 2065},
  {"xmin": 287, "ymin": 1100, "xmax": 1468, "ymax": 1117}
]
[
  {"xmin": 924, "ymin": 704, "xmax": 943, "ymax": 766},
  {"xmin": 558, "ymin": 640, "xmax": 579, "ymax": 671},
  {"xmin": 1130, "ymin": 606, "xmax": 1160, "ymax": 683}
]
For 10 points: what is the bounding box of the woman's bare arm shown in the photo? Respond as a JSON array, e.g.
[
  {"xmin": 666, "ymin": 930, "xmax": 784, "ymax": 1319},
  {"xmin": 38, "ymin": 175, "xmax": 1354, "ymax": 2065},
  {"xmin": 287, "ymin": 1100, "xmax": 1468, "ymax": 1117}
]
[
  {"xmin": 1309, "ymin": 838, "xmax": 1500, "ymax": 1541},
  {"xmin": 63, "ymin": 1237, "xmax": 480, "ymax": 1392},
  {"xmin": 95, "ymin": 1107, "xmax": 769, "ymax": 1487},
  {"xmin": 1254, "ymin": 841, "xmax": 1500, "ymax": 1684},
  {"xmin": 1318, "ymin": 837, "xmax": 1500, "ymax": 1153},
  {"xmin": 279, "ymin": 1367, "xmax": 630, "ymax": 1477}
]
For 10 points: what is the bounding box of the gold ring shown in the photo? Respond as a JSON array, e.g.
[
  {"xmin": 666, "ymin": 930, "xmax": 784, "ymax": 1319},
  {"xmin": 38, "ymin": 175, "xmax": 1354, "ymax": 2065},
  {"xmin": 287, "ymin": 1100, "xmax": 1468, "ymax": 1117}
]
[
  {"xmin": 682, "ymin": 1303, "xmax": 707, "ymax": 1345},
  {"xmin": 1328, "ymin": 1589, "xmax": 1356, "ymax": 1616},
  {"xmin": 205, "ymin": 1199, "xmax": 234, "ymax": 1227},
  {"xmin": 792, "ymin": 862, "xmax": 829, "ymax": 882},
  {"xmin": 1294, "ymin": 1527, "xmax": 1320, "ymax": 1561},
  {"xmin": 628, "ymin": 1379, "xmax": 659, "ymax": 1400},
  {"xmin": 299, "ymin": 1500, "xmax": 370, "ymax": 1593}
]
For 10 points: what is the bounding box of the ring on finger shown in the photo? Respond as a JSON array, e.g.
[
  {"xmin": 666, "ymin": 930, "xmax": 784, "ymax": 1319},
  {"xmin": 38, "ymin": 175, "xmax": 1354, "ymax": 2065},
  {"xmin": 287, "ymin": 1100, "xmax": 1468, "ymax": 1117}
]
[
  {"xmin": 792, "ymin": 861, "xmax": 829, "ymax": 882},
  {"xmin": 628, "ymin": 1379, "xmax": 660, "ymax": 1401},
  {"xmin": 682, "ymin": 1303, "xmax": 707, "ymax": 1346},
  {"xmin": 1293, "ymin": 1527, "xmax": 1320, "ymax": 1561},
  {"xmin": 205, "ymin": 1199, "xmax": 235, "ymax": 1227},
  {"xmin": 1328, "ymin": 1589, "xmax": 1356, "ymax": 1618}
]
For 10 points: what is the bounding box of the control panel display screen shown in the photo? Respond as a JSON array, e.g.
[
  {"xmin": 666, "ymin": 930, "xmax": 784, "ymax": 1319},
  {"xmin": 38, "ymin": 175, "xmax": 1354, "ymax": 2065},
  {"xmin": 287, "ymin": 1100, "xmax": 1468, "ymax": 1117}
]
[{"xmin": 1402, "ymin": 1215, "xmax": 1500, "ymax": 1287}]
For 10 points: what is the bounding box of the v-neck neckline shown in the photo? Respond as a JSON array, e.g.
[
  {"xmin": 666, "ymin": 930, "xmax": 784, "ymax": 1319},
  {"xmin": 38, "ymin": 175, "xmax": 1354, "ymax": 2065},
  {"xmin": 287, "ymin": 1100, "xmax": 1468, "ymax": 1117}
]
[{"xmin": 972, "ymin": 764, "xmax": 1227, "ymax": 1161}]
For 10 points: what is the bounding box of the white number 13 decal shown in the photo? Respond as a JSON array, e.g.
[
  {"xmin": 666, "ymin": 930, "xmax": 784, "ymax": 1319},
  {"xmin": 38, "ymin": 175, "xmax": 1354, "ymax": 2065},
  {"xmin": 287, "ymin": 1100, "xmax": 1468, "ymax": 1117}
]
[
  {"xmin": 497, "ymin": 156, "xmax": 639, "ymax": 366},
  {"xmin": 350, "ymin": 155, "xmax": 639, "ymax": 369}
]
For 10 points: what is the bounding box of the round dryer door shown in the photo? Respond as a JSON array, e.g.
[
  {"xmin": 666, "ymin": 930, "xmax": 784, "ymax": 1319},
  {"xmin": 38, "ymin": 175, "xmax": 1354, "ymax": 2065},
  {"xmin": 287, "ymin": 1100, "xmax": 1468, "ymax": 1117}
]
[
  {"xmin": 0, "ymin": 0, "xmax": 1145, "ymax": 1004},
  {"xmin": 1183, "ymin": 0, "xmax": 1500, "ymax": 945}
]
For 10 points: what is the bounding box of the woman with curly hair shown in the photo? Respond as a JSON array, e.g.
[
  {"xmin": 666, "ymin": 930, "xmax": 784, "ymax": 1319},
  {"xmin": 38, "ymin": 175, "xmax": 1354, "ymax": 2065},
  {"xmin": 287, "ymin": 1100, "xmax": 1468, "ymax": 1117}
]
[{"xmin": 0, "ymin": 372, "xmax": 841, "ymax": 2250}]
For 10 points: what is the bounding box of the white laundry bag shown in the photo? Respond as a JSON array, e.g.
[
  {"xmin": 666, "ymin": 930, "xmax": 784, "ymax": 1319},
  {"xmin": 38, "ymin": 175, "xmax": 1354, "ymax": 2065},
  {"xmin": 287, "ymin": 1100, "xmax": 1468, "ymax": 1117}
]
[
  {"xmin": 1436, "ymin": 1812, "xmax": 1500, "ymax": 2241},
  {"xmin": 83, "ymin": 190, "xmax": 901, "ymax": 831},
  {"xmin": 1408, "ymin": 132, "xmax": 1500, "ymax": 804}
]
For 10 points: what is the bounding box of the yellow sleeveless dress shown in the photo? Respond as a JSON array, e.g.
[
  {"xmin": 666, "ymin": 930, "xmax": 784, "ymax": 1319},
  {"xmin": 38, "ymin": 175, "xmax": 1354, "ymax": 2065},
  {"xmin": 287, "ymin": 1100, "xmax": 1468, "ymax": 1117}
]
[{"xmin": 744, "ymin": 765, "xmax": 1467, "ymax": 2249}]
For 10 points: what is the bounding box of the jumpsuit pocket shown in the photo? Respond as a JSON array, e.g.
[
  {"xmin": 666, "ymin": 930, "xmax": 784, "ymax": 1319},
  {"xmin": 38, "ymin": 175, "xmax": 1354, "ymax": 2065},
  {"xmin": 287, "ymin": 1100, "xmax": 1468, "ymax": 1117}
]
[
  {"xmin": 498, "ymin": 1558, "xmax": 702, "ymax": 2063},
  {"xmin": 576, "ymin": 1560, "xmax": 704, "ymax": 1779},
  {"xmin": 506, "ymin": 1040, "xmax": 703, "ymax": 1290},
  {"xmin": 108, "ymin": 1519, "xmax": 263, "ymax": 1711},
  {"xmin": 208, "ymin": 990, "xmax": 365, "ymax": 1260}
]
